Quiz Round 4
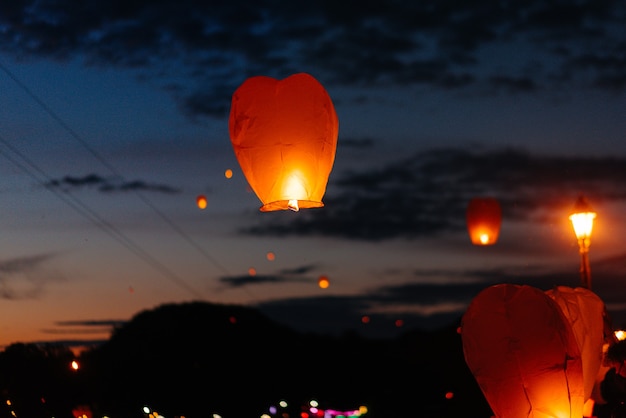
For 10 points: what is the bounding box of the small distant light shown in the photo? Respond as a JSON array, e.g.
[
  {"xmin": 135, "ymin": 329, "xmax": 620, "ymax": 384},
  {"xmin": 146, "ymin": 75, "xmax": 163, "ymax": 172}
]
[
  {"xmin": 445, "ymin": 391, "xmax": 454, "ymax": 399},
  {"xmin": 225, "ymin": 169, "xmax": 233, "ymax": 179},
  {"xmin": 266, "ymin": 252, "xmax": 275, "ymax": 261},
  {"xmin": 196, "ymin": 195, "xmax": 208, "ymax": 209},
  {"xmin": 361, "ymin": 316, "xmax": 370, "ymax": 324},
  {"xmin": 318, "ymin": 275, "xmax": 330, "ymax": 289},
  {"xmin": 71, "ymin": 360, "xmax": 79, "ymax": 371},
  {"xmin": 395, "ymin": 319, "xmax": 404, "ymax": 327},
  {"xmin": 248, "ymin": 267, "xmax": 256, "ymax": 276},
  {"xmin": 229, "ymin": 316, "xmax": 237, "ymax": 324}
]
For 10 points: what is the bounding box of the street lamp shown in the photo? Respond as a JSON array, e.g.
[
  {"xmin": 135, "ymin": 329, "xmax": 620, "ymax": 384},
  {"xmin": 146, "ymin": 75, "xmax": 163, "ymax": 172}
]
[{"xmin": 569, "ymin": 195, "xmax": 596, "ymax": 289}]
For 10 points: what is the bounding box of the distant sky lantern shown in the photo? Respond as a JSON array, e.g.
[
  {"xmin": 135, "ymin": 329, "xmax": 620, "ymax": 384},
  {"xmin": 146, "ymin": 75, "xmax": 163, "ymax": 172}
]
[
  {"xmin": 466, "ymin": 197, "xmax": 502, "ymax": 245},
  {"xmin": 229, "ymin": 73, "xmax": 339, "ymax": 212},
  {"xmin": 196, "ymin": 195, "xmax": 207, "ymax": 209},
  {"xmin": 224, "ymin": 169, "xmax": 233, "ymax": 179},
  {"xmin": 266, "ymin": 251, "xmax": 275, "ymax": 261},
  {"xmin": 318, "ymin": 275, "xmax": 330, "ymax": 288}
]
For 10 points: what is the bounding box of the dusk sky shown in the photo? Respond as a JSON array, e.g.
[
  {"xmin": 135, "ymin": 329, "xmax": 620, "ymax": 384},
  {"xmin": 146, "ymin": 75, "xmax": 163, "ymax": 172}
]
[{"xmin": 1, "ymin": 0, "xmax": 626, "ymax": 350}]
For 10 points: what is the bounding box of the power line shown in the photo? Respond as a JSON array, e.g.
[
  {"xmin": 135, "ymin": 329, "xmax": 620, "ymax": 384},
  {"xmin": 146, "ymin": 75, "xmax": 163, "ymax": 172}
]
[
  {"xmin": 0, "ymin": 134, "xmax": 206, "ymax": 299},
  {"xmin": 0, "ymin": 58, "xmax": 231, "ymax": 277}
]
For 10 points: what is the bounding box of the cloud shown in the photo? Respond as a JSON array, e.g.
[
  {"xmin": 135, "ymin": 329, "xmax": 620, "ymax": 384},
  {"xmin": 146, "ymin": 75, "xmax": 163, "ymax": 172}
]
[
  {"xmin": 240, "ymin": 146, "xmax": 626, "ymax": 241},
  {"xmin": 219, "ymin": 273, "xmax": 311, "ymax": 288},
  {"xmin": 0, "ymin": 253, "xmax": 61, "ymax": 300},
  {"xmin": 255, "ymin": 251, "xmax": 626, "ymax": 338},
  {"xmin": 0, "ymin": 1, "xmax": 623, "ymax": 118},
  {"xmin": 45, "ymin": 173, "xmax": 180, "ymax": 194}
]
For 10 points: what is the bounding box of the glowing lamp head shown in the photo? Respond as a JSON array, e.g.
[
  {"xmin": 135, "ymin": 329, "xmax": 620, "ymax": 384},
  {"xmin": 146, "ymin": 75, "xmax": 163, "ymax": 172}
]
[
  {"xmin": 569, "ymin": 195, "xmax": 596, "ymax": 242},
  {"xmin": 228, "ymin": 73, "xmax": 339, "ymax": 212}
]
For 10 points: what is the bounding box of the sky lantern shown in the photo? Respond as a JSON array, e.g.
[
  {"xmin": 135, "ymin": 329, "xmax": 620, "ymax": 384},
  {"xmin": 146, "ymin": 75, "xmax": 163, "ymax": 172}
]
[
  {"xmin": 461, "ymin": 284, "xmax": 584, "ymax": 418},
  {"xmin": 318, "ymin": 275, "xmax": 330, "ymax": 288},
  {"xmin": 544, "ymin": 286, "xmax": 609, "ymax": 403},
  {"xmin": 466, "ymin": 197, "xmax": 502, "ymax": 245},
  {"xmin": 196, "ymin": 195, "xmax": 207, "ymax": 209},
  {"xmin": 229, "ymin": 73, "xmax": 339, "ymax": 212},
  {"xmin": 72, "ymin": 405, "xmax": 92, "ymax": 418}
]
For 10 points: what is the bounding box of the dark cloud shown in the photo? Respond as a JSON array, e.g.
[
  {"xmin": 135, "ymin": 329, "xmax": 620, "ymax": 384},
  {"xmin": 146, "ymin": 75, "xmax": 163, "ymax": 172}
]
[
  {"xmin": 45, "ymin": 173, "xmax": 180, "ymax": 194},
  {"xmin": 240, "ymin": 146, "xmax": 626, "ymax": 241},
  {"xmin": 41, "ymin": 319, "xmax": 126, "ymax": 336},
  {"xmin": 1, "ymin": 1, "xmax": 623, "ymax": 118},
  {"xmin": 0, "ymin": 253, "xmax": 60, "ymax": 300},
  {"xmin": 256, "ymin": 251, "xmax": 626, "ymax": 338},
  {"xmin": 219, "ymin": 273, "xmax": 311, "ymax": 288},
  {"xmin": 54, "ymin": 319, "xmax": 127, "ymax": 328}
]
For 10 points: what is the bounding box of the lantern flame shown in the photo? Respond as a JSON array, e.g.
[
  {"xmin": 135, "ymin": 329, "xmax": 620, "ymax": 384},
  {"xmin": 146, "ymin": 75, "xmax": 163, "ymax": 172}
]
[{"xmin": 288, "ymin": 199, "xmax": 299, "ymax": 212}]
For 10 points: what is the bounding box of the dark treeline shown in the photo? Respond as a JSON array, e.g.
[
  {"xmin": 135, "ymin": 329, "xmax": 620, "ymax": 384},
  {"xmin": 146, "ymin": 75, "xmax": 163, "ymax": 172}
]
[{"xmin": 0, "ymin": 301, "xmax": 491, "ymax": 418}]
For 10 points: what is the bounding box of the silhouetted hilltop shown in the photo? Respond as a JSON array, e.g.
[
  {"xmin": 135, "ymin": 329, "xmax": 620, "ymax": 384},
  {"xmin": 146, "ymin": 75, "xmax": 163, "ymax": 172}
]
[
  {"xmin": 0, "ymin": 301, "xmax": 490, "ymax": 417},
  {"xmin": 78, "ymin": 301, "xmax": 490, "ymax": 418}
]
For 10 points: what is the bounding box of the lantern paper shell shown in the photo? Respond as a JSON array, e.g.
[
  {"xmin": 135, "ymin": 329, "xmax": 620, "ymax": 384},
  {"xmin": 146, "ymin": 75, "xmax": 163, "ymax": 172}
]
[
  {"xmin": 461, "ymin": 284, "xmax": 584, "ymax": 418},
  {"xmin": 466, "ymin": 197, "xmax": 502, "ymax": 245},
  {"xmin": 229, "ymin": 73, "xmax": 339, "ymax": 212},
  {"xmin": 545, "ymin": 286, "xmax": 607, "ymax": 402}
]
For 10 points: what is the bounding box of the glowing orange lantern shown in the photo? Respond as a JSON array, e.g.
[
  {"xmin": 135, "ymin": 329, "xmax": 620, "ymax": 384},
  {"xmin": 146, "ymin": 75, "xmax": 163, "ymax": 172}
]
[
  {"xmin": 72, "ymin": 405, "xmax": 93, "ymax": 418},
  {"xmin": 318, "ymin": 275, "xmax": 330, "ymax": 289},
  {"xmin": 466, "ymin": 197, "xmax": 501, "ymax": 245},
  {"xmin": 196, "ymin": 195, "xmax": 207, "ymax": 209},
  {"xmin": 461, "ymin": 284, "xmax": 584, "ymax": 418},
  {"xmin": 229, "ymin": 73, "xmax": 339, "ymax": 212}
]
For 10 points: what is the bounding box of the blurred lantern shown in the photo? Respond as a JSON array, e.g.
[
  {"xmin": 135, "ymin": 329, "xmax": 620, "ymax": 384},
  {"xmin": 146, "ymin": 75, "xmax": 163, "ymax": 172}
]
[
  {"xmin": 318, "ymin": 275, "xmax": 330, "ymax": 289},
  {"xmin": 461, "ymin": 284, "xmax": 584, "ymax": 418},
  {"xmin": 72, "ymin": 405, "xmax": 92, "ymax": 418},
  {"xmin": 196, "ymin": 195, "xmax": 207, "ymax": 209},
  {"xmin": 229, "ymin": 73, "xmax": 339, "ymax": 212},
  {"xmin": 466, "ymin": 197, "xmax": 502, "ymax": 245},
  {"xmin": 545, "ymin": 286, "xmax": 610, "ymax": 403}
]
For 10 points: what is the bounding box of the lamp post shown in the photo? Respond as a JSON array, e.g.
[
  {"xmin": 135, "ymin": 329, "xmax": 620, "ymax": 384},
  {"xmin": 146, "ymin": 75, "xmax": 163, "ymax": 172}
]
[{"xmin": 569, "ymin": 195, "xmax": 596, "ymax": 289}]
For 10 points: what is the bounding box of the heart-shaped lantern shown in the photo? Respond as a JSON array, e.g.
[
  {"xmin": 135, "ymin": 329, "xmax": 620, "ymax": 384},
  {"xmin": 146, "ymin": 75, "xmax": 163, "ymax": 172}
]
[
  {"xmin": 229, "ymin": 73, "xmax": 339, "ymax": 212},
  {"xmin": 461, "ymin": 284, "xmax": 584, "ymax": 418}
]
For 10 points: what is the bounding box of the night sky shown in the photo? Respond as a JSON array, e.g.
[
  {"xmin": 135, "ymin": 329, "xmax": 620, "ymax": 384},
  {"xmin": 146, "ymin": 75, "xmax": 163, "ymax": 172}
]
[{"xmin": 1, "ymin": 0, "xmax": 626, "ymax": 350}]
